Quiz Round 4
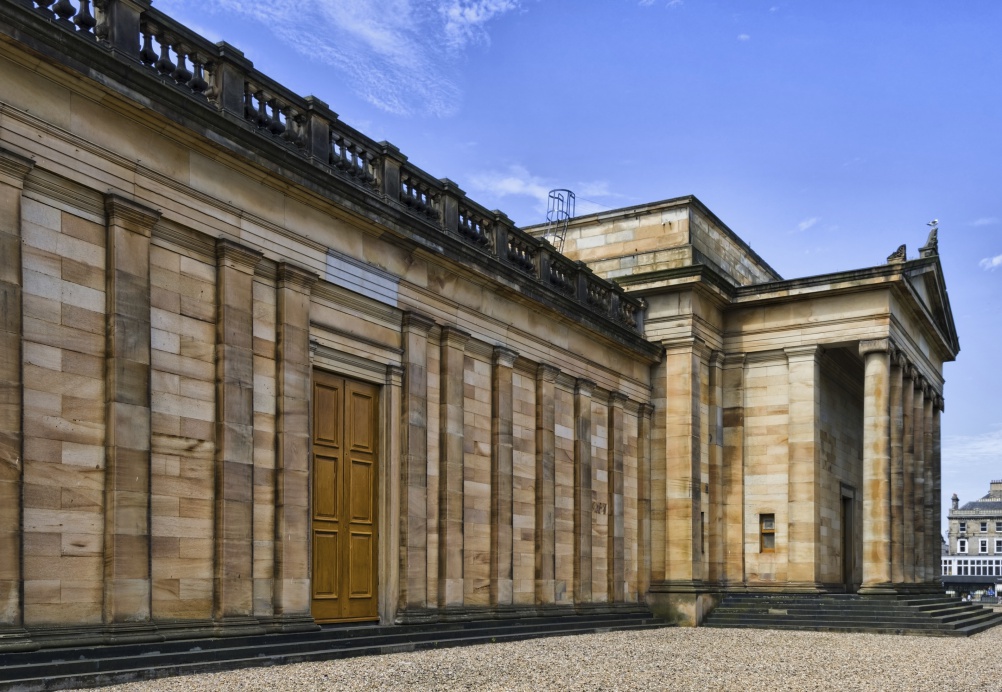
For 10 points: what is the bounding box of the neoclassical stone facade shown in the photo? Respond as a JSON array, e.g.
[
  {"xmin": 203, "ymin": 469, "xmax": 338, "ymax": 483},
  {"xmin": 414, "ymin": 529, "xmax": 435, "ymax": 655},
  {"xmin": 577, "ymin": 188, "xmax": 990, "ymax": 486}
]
[{"xmin": 0, "ymin": 0, "xmax": 958, "ymax": 649}]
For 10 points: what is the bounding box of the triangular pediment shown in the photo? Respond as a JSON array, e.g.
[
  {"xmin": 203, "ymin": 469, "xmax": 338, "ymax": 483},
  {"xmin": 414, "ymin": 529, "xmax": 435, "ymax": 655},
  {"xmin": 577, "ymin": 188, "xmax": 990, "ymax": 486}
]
[{"xmin": 902, "ymin": 256, "xmax": 960, "ymax": 359}]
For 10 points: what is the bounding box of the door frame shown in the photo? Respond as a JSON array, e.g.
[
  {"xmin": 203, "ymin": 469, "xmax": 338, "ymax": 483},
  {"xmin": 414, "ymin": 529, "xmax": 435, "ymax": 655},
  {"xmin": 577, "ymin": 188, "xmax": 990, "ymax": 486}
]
[
  {"xmin": 840, "ymin": 483, "xmax": 857, "ymax": 592},
  {"xmin": 309, "ymin": 351, "xmax": 400, "ymax": 625}
]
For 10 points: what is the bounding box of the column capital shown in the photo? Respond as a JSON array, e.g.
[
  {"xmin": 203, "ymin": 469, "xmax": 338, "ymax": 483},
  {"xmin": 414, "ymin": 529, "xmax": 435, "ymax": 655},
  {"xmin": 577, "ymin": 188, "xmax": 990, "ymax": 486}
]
[
  {"xmin": 639, "ymin": 402, "xmax": 655, "ymax": 418},
  {"xmin": 575, "ymin": 378, "xmax": 595, "ymax": 397},
  {"xmin": 386, "ymin": 364, "xmax": 404, "ymax": 387},
  {"xmin": 662, "ymin": 336, "xmax": 708, "ymax": 359},
  {"xmin": 935, "ymin": 394, "xmax": 945, "ymax": 412},
  {"xmin": 277, "ymin": 262, "xmax": 319, "ymax": 293},
  {"xmin": 608, "ymin": 391, "xmax": 629, "ymax": 407},
  {"xmin": 492, "ymin": 345, "xmax": 519, "ymax": 369},
  {"xmin": 722, "ymin": 353, "xmax": 746, "ymax": 369},
  {"xmin": 0, "ymin": 147, "xmax": 35, "ymax": 188},
  {"xmin": 440, "ymin": 325, "xmax": 470, "ymax": 350},
  {"xmin": 215, "ymin": 237, "xmax": 263, "ymax": 272},
  {"xmin": 785, "ymin": 344, "xmax": 824, "ymax": 362},
  {"xmin": 709, "ymin": 350, "xmax": 726, "ymax": 368},
  {"xmin": 402, "ymin": 310, "xmax": 435, "ymax": 334},
  {"xmin": 105, "ymin": 193, "xmax": 160, "ymax": 235},
  {"xmin": 923, "ymin": 382, "xmax": 935, "ymax": 400},
  {"xmin": 859, "ymin": 338, "xmax": 891, "ymax": 357},
  {"xmin": 906, "ymin": 364, "xmax": 919, "ymax": 381},
  {"xmin": 537, "ymin": 363, "xmax": 560, "ymax": 382},
  {"xmin": 913, "ymin": 373, "xmax": 927, "ymax": 393}
]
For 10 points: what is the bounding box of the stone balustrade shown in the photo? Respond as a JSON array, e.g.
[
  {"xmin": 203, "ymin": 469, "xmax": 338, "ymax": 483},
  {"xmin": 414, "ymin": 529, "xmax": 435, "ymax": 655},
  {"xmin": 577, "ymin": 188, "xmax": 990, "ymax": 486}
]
[{"xmin": 19, "ymin": 0, "xmax": 645, "ymax": 334}]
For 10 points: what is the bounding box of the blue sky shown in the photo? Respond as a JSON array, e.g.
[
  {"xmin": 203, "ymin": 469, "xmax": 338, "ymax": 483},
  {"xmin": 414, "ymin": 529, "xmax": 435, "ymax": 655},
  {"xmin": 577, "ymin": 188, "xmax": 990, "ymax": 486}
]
[{"xmin": 157, "ymin": 0, "xmax": 1002, "ymax": 526}]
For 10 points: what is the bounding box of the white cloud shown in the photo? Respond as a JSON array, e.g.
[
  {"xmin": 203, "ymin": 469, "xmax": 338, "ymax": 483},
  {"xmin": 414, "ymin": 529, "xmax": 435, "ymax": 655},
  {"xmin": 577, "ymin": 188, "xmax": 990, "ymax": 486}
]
[
  {"xmin": 972, "ymin": 217, "xmax": 1000, "ymax": 227},
  {"xmin": 769, "ymin": 5, "xmax": 780, "ymax": 12},
  {"xmin": 979, "ymin": 254, "xmax": 1002, "ymax": 271},
  {"xmin": 796, "ymin": 216, "xmax": 820, "ymax": 232},
  {"xmin": 158, "ymin": 0, "xmax": 521, "ymax": 116},
  {"xmin": 469, "ymin": 165, "xmax": 617, "ymax": 221},
  {"xmin": 737, "ymin": 33, "xmax": 751, "ymax": 41}
]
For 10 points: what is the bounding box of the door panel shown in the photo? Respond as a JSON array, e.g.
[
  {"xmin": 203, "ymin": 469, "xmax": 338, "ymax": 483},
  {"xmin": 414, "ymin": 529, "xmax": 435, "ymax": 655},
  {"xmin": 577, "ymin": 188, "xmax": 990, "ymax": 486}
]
[{"xmin": 311, "ymin": 370, "xmax": 379, "ymax": 622}]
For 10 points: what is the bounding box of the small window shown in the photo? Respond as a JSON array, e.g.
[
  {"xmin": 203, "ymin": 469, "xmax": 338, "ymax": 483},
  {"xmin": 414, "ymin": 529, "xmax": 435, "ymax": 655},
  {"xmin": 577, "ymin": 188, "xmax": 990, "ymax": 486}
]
[
  {"xmin": 959, "ymin": 522, "xmax": 967, "ymax": 533},
  {"xmin": 982, "ymin": 522, "xmax": 989, "ymax": 533},
  {"xmin": 760, "ymin": 513, "xmax": 775, "ymax": 553},
  {"xmin": 996, "ymin": 522, "xmax": 1002, "ymax": 532},
  {"xmin": 981, "ymin": 540, "xmax": 989, "ymax": 554},
  {"xmin": 996, "ymin": 539, "xmax": 1002, "ymax": 554},
  {"xmin": 959, "ymin": 539, "xmax": 968, "ymax": 554}
]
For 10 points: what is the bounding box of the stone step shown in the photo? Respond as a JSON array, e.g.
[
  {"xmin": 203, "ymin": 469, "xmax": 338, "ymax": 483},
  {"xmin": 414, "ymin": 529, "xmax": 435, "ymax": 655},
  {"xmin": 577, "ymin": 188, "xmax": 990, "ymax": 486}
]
[{"xmin": 0, "ymin": 613, "xmax": 672, "ymax": 692}]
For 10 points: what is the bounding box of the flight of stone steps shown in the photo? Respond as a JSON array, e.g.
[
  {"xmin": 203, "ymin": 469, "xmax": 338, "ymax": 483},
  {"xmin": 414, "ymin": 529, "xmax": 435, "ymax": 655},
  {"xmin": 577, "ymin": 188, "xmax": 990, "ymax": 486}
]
[
  {"xmin": 0, "ymin": 610, "xmax": 672, "ymax": 692},
  {"xmin": 702, "ymin": 593, "xmax": 1002, "ymax": 636}
]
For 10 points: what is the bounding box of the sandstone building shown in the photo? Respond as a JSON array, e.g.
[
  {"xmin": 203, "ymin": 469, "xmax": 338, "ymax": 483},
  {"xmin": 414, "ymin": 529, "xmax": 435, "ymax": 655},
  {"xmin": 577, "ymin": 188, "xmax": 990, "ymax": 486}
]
[
  {"xmin": 942, "ymin": 481, "xmax": 1002, "ymax": 585},
  {"xmin": 0, "ymin": 0, "xmax": 959, "ymax": 649}
]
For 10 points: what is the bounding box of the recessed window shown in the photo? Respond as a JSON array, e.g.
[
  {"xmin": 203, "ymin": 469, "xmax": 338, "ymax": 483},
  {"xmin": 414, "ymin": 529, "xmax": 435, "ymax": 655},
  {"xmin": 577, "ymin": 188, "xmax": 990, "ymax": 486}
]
[
  {"xmin": 959, "ymin": 522, "xmax": 967, "ymax": 533},
  {"xmin": 996, "ymin": 539, "xmax": 1002, "ymax": 554},
  {"xmin": 760, "ymin": 513, "xmax": 775, "ymax": 553},
  {"xmin": 982, "ymin": 522, "xmax": 989, "ymax": 533},
  {"xmin": 981, "ymin": 540, "xmax": 989, "ymax": 554},
  {"xmin": 959, "ymin": 539, "xmax": 968, "ymax": 554}
]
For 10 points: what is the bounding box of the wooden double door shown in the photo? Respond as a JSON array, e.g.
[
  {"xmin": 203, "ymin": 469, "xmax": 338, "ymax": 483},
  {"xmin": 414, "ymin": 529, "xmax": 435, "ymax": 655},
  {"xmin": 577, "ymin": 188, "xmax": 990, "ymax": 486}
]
[{"xmin": 311, "ymin": 371, "xmax": 380, "ymax": 622}]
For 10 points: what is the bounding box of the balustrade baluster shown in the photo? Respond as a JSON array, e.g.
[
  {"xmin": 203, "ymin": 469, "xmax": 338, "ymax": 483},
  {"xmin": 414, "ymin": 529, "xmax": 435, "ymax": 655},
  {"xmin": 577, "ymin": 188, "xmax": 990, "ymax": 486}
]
[
  {"xmin": 93, "ymin": 0, "xmax": 108, "ymax": 42},
  {"xmin": 171, "ymin": 47, "xmax": 192, "ymax": 85},
  {"xmin": 35, "ymin": 0, "xmax": 56, "ymax": 16},
  {"xmin": 139, "ymin": 25, "xmax": 157, "ymax": 65},
  {"xmin": 268, "ymin": 100, "xmax": 285, "ymax": 135},
  {"xmin": 189, "ymin": 56, "xmax": 209, "ymax": 95},
  {"xmin": 155, "ymin": 34, "xmax": 176, "ymax": 76},
  {"xmin": 255, "ymin": 91, "xmax": 269, "ymax": 128},
  {"xmin": 73, "ymin": 0, "xmax": 96, "ymax": 35},
  {"xmin": 52, "ymin": 0, "xmax": 75, "ymax": 22}
]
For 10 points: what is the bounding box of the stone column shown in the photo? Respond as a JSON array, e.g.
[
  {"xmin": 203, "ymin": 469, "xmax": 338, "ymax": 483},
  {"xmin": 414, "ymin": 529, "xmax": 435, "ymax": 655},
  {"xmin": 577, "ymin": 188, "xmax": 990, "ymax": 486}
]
[
  {"xmin": 637, "ymin": 403, "xmax": 653, "ymax": 602},
  {"xmin": 786, "ymin": 345, "xmax": 822, "ymax": 589},
  {"xmin": 573, "ymin": 378, "xmax": 594, "ymax": 605},
  {"xmin": 889, "ymin": 352, "xmax": 905, "ymax": 587},
  {"xmin": 912, "ymin": 378, "xmax": 926, "ymax": 585},
  {"xmin": 859, "ymin": 338, "xmax": 892, "ymax": 594},
  {"xmin": 213, "ymin": 239, "xmax": 263, "ymax": 632},
  {"xmin": 273, "ymin": 263, "xmax": 318, "ymax": 631},
  {"xmin": 534, "ymin": 364, "xmax": 559, "ymax": 606},
  {"xmin": 902, "ymin": 365, "xmax": 916, "ymax": 584},
  {"xmin": 438, "ymin": 326, "xmax": 469, "ymax": 607},
  {"xmin": 930, "ymin": 396, "xmax": 943, "ymax": 584},
  {"xmin": 0, "ymin": 148, "xmax": 33, "ymax": 639},
  {"xmin": 607, "ymin": 393, "xmax": 627, "ymax": 603},
  {"xmin": 922, "ymin": 389, "xmax": 935, "ymax": 587},
  {"xmin": 490, "ymin": 346, "xmax": 518, "ymax": 607},
  {"xmin": 399, "ymin": 312, "xmax": 434, "ymax": 611},
  {"xmin": 103, "ymin": 195, "xmax": 159, "ymax": 628},
  {"xmin": 721, "ymin": 354, "xmax": 746, "ymax": 586}
]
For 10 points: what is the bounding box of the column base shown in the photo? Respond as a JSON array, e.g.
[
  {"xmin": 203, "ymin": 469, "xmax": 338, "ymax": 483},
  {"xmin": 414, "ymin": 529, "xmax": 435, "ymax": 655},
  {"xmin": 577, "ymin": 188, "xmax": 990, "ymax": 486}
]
[
  {"xmin": 857, "ymin": 582, "xmax": 897, "ymax": 595},
  {"xmin": 103, "ymin": 622, "xmax": 164, "ymax": 645},
  {"xmin": 213, "ymin": 616, "xmax": 267, "ymax": 638},
  {"xmin": 262, "ymin": 614, "xmax": 319, "ymax": 633},
  {"xmin": 646, "ymin": 581, "xmax": 720, "ymax": 626},
  {"xmin": 0, "ymin": 627, "xmax": 39, "ymax": 652}
]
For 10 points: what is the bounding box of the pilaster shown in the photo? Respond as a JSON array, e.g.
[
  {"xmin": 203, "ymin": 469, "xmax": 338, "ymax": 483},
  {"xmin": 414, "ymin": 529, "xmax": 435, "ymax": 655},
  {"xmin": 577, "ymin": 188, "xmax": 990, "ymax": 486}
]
[
  {"xmin": 785, "ymin": 345, "xmax": 822, "ymax": 588},
  {"xmin": 706, "ymin": 352, "xmax": 724, "ymax": 585},
  {"xmin": 213, "ymin": 238, "xmax": 263, "ymax": 631},
  {"xmin": 930, "ymin": 396, "xmax": 943, "ymax": 584},
  {"xmin": 273, "ymin": 262, "xmax": 318, "ymax": 630},
  {"xmin": 490, "ymin": 346, "xmax": 518, "ymax": 606},
  {"xmin": 382, "ymin": 364, "xmax": 404, "ymax": 624},
  {"xmin": 573, "ymin": 378, "xmax": 594, "ymax": 604},
  {"xmin": 0, "ymin": 148, "xmax": 33, "ymax": 636},
  {"xmin": 858, "ymin": 338, "xmax": 892, "ymax": 594},
  {"xmin": 607, "ymin": 392, "xmax": 627, "ymax": 603},
  {"xmin": 103, "ymin": 194, "xmax": 159, "ymax": 626},
  {"xmin": 534, "ymin": 364, "xmax": 559, "ymax": 605},
  {"xmin": 720, "ymin": 354, "xmax": 746, "ymax": 586},
  {"xmin": 922, "ymin": 387, "xmax": 935, "ymax": 586},
  {"xmin": 637, "ymin": 403, "xmax": 654, "ymax": 601},
  {"xmin": 438, "ymin": 326, "xmax": 469, "ymax": 607},
  {"xmin": 399, "ymin": 312, "xmax": 434, "ymax": 610}
]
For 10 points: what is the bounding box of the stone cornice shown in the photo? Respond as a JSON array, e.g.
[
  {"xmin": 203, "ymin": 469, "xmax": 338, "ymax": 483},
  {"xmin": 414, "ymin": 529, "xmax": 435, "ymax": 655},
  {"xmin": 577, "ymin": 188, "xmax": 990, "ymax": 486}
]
[
  {"xmin": 784, "ymin": 344, "xmax": 823, "ymax": 362},
  {"xmin": 215, "ymin": 237, "xmax": 264, "ymax": 272},
  {"xmin": 277, "ymin": 262, "xmax": 319, "ymax": 293},
  {"xmin": 386, "ymin": 365, "xmax": 404, "ymax": 387}
]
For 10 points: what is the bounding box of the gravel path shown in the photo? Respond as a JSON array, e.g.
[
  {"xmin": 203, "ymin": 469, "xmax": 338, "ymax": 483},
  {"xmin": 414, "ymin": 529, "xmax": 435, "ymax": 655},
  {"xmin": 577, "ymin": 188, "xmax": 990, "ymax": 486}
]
[{"xmin": 95, "ymin": 625, "xmax": 1002, "ymax": 691}]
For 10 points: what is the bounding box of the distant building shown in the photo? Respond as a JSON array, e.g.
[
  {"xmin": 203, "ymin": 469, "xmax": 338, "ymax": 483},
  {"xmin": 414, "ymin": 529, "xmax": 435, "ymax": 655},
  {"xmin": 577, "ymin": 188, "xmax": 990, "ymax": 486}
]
[{"xmin": 942, "ymin": 481, "xmax": 1002, "ymax": 590}]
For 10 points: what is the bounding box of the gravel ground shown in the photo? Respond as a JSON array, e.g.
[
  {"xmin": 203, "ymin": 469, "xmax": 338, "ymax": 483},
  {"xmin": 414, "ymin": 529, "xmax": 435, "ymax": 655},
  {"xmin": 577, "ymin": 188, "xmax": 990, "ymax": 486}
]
[{"xmin": 95, "ymin": 625, "xmax": 1002, "ymax": 692}]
